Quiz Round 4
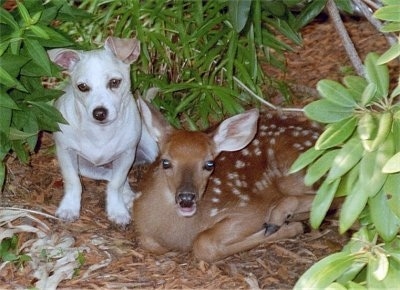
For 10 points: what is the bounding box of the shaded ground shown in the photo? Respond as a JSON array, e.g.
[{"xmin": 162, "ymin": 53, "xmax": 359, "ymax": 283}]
[{"xmin": 1, "ymin": 16, "xmax": 397, "ymax": 289}]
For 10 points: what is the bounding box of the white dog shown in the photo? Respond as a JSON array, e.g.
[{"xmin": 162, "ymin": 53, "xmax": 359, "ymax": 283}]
[{"xmin": 48, "ymin": 37, "xmax": 158, "ymax": 226}]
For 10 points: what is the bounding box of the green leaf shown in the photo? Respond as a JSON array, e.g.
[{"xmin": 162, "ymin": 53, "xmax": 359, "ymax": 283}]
[
  {"xmin": 0, "ymin": 7, "xmax": 19, "ymax": 30},
  {"xmin": 0, "ymin": 91, "xmax": 19, "ymax": 110},
  {"xmin": 343, "ymin": 76, "xmax": 367, "ymax": 101},
  {"xmin": 0, "ymin": 160, "xmax": 5, "ymax": 189},
  {"xmin": 377, "ymin": 43, "xmax": 400, "ymax": 65},
  {"xmin": 228, "ymin": 0, "xmax": 251, "ymax": 33},
  {"xmin": 383, "ymin": 152, "xmax": 400, "ymax": 173},
  {"xmin": 304, "ymin": 99, "xmax": 354, "ymax": 124},
  {"xmin": 29, "ymin": 24, "xmax": 50, "ymax": 39},
  {"xmin": 368, "ymin": 250, "xmax": 389, "ymax": 281},
  {"xmin": 364, "ymin": 53, "xmax": 389, "ymax": 98},
  {"xmin": 294, "ymin": 252, "xmax": 361, "ymax": 289},
  {"xmin": 305, "ymin": 149, "xmax": 339, "ymax": 186},
  {"xmin": 361, "ymin": 83, "xmax": 377, "ymax": 106},
  {"xmin": 327, "ymin": 137, "xmax": 364, "ymax": 181},
  {"xmin": 17, "ymin": 1, "xmax": 32, "ymax": 24},
  {"xmin": 294, "ymin": 0, "xmax": 327, "ymax": 30},
  {"xmin": 8, "ymin": 127, "xmax": 37, "ymax": 141},
  {"xmin": 315, "ymin": 117, "xmax": 357, "ymax": 150},
  {"xmin": 310, "ymin": 178, "xmax": 340, "ymax": 229},
  {"xmin": 380, "ymin": 22, "xmax": 400, "ymax": 33},
  {"xmin": 384, "ymin": 173, "xmax": 400, "ymax": 218},
  {"xmin": 373, "ymin": 5, "xmax": 400, "ymax": 21},
  {"xmin": 339, "ymin": 181, "xmax": 369, "ymax": 233},
  {"xmin": 289, "ymin": 147, "xmax": 326, "ymax": 173},
  {"xmin": 359, "ymin": 135, "xmax": 393, "ymax": 197},
  {"xmin": 24, "ymin": 38, "xmax": 52, "ymax": 76},
  {"xmin": 0, "ymin": 66, "xmax": 27, "ymax": 92},
  {"xmin": 317, "ymin": 80, "xmax": 357, "ymax": 108},
  {"xmin": 367, "ymin": 258, "xmax": 400, "ymax": 289},
  {"xmin": 369, "ymin": 189, "xmax": 400, "ymax": 241}
]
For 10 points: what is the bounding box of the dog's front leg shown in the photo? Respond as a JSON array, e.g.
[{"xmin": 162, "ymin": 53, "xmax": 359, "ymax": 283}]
[
  {"xmin": 106, "ymin": 149, "xmax": 136, "ymax": 226},
  {"xmin": 56, "ymin": 148, "xmax": 82, "ymax": 221}
]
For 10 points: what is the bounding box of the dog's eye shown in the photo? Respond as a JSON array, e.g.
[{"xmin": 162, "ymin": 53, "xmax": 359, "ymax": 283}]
[
  {"xmin": 162, "ymin": 159, "xmax": 172, "ymax": 169},
  {"xmin": 109, "ymin": 79, "xmax": 121, "ymax": 89},
  {"xmin": 77, "ymin": 83, "xmax": 90, "ymax": 92},
  {"xmin": 203, "ymin": 160, "xmax": 215, "ymax": 171}
]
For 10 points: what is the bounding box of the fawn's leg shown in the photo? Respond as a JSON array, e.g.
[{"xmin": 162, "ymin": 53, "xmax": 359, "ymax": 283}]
[
  {"xmin": 264, "ymin": 195, "xmax": 314, "ymax": 235},
  {"xmin": 193, "ymin": 216, "xmax": 304, "ymax": 263}
]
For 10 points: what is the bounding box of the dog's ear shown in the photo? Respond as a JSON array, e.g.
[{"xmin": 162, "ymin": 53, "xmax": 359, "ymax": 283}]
[
  {"xmin": 47, "ymin": 49, "xmax": 80, "ymax": 70},
  {"xmin": 137, "ymin": 97, "xmax": 172, "ymax": 144},
  {"xmin": 104, "ymin": 37, "xmax": 141, "ymax": 64}
]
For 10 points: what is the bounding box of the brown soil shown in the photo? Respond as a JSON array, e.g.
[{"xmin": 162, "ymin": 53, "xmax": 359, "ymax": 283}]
[{"xmin": 1, "ymin": 16, "xmax": 398, "ymax": 289}]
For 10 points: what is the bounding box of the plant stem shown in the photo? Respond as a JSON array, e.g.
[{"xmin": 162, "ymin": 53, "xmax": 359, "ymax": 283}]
[
  {"xmin": 326, "ymin": 0, "xmax": 364, "ymax": 76},
  {"xmin": 356, "ymin": 0, "xmax": 397, "ymax": 46}
]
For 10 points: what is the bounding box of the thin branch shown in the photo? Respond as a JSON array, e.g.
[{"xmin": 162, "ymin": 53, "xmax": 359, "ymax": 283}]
[
  {"xmin": 326, "ymin": 0, "xmax": 365, "ymax": 76},
  {"xmin": 355, "ymin": 0, "xmax": 397, "ymax": 46}
]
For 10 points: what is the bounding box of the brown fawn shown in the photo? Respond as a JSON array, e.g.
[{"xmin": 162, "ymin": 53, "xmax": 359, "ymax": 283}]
[{"xmin": 134, "ymin": 98, "xmax": 320, "ymax": 263}]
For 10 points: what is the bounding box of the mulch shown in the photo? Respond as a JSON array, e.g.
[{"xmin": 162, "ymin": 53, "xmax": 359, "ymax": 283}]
[{"xmin": 1, "ymin": 15, "xmax": 397, "ymax": 289}]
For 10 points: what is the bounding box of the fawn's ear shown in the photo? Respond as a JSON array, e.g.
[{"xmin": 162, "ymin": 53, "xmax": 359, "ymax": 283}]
[
  {"xmin": 47, "ymin": 48, "xmax": 80, "ymax": 70},
  {"xmin": 212, "ymin": 109, "xmax": 259, "ymax": 154},
  {"xmin": 138, "ymin": 97, "xmax": 173, "ymax": 144},
  {"xmin": 104, "ymin": 36, "xmax": 140, "ymax": 64}
]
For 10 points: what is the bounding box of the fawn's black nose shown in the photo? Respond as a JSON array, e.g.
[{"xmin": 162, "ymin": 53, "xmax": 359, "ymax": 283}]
[
  {"xmin": 177, "ymin": 192, "xmax": 196, "ymax": 208},
  {"xmin": 92, "ymin": 107, "xmax": 108, "ymax": 122}
]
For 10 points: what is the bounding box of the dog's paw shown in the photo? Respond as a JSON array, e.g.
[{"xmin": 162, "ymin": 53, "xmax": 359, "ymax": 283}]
[
  {"xmin": 56, "ymin": 207, "xmax": 80, "ymax": 222},
  {"xmin": 122, "ymin": 190, "xmax": 135, "ymax": 210},
  {"xmin": 108, "ymin": 210, "xmax": 131, "ymax": 227}
]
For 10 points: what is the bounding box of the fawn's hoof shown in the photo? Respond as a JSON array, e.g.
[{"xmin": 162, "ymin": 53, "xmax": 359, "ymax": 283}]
[{"xmin": 263, "ymin": 223, "xmax": 280, "ymax": 236}]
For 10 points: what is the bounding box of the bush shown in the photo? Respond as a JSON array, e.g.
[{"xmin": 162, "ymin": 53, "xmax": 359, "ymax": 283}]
[
  {"xmin": 293, "ymin": 1, "xmax": 400, "ymax": 288},
  {"xmin": 0, "ymin": 0, "xmax": 89, "ymax": 189},
  {"xmin": 60, "ymin": 0, "xmax": 329, "ymax": 129}
]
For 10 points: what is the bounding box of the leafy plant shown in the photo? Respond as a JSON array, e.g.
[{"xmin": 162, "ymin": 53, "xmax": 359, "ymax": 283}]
[
  {"xmin": 0, "ymin": 235, "xmax": 31, "ymax": 268},
  {"xmin": 60, "ymin": 0, "xmax": 330, "ymax": 129},
  {"xmin": 292, "ymin": 1, "xmax": 400, "ymax": 288},
  {"xmin": 0, "ymin": 0, "xmax": 87, "ymax": 189}
]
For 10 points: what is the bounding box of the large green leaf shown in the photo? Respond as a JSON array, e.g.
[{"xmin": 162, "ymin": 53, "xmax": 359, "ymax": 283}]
[
  {"xmin": 384, "ymin": 173, "xmax": 400, "ymax": 218},
  {"xmin": 343, "ymin": 76, "xmax": 367, "ymax": 101},
  {"xmin": 304, "ymin": 99, "xmax": 354, "ymax": 124},
  {"xmin": 327, "ymin": 137, "xmax": 364, "ymax": 181},
  {"xmin": 305, "ymin": 149, "xmax": 339, "ymax": 186},
  {"xmin": 315, "ymin": 117, "xmax": 357, "ymax": 150},
  {"xmin": 317, "ymin": 80, "xmax": 357, "ymax": 108},
  {"xmin": 310, "ymin": 178, "xmax": 340, "ymax": 229},
  {"xmin": 228, "ymin": 0, "xmax": 252, "ymax": 33},
  {"xmin": 364, "ymin": 53, "xmax": 389, "ymax": 98},
  {"xmin": 24, "ymin": 38, "xmax": 52, "ymax": 76},
  {"xmin": 368, "ymin": 189, "xmax": 400, "ymax": 241},
  {"xmin": 373, "ymin": 5, "xmax": 400, "ymax": 21},
  {"xmin": 339, "ymin": 181, "xmax": 369, "ymax": 233},
  {"xmin": 359, "ymin": 136, "xmax": 393, "ymax": 197},
  {"xmin": 289, "ymin": 147, "xmax": 326, "ymax": 174},
  {"xmin": 293, "ymin": 0, "xmax": 327, "ymax": 30},
  {"xmin": 294, "ymin": 252, "xmax": 362, "ymax": 289}
]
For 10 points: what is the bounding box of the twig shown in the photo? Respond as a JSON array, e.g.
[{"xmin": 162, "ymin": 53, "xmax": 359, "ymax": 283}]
[
  {"xmin": 355, "ymin": 0, "xmax": 397, "ymax": 46},
  {"xmin": 326, "ymin": 0, "xmax": 365, "ymax": 76},
  {"xmin": 231, "ymin": 74, "xmax": 305, "ymax": 113}
]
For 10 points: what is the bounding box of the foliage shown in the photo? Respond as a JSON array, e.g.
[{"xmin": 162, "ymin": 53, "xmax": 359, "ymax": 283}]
[
  {"xmin": 0, "ymin": 0, "xmax": 87, "ymax": 189},
  {"xmin": 0, "ymin": 235, "xmax": 31, "ymax": 267},
  {"xmin": 292, "ymin": 2, "xmax": 400, "ymax": 288},
  {"xmin": 60, "ymin": 0, "xmax": 329, "ymax": 129}
]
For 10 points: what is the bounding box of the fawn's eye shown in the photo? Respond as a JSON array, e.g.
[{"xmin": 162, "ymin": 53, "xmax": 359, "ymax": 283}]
[
  {"xmin": 77, "ymin": 83, "xmax": 90, "ymax": 92},
  {"xmin": 162, "ymin": 159, "xmax": 172, "ymax": 169},
  {"xmin": 203, "ymin": 160, "xmax": 215, "ymax": 171},
  {"xmin": 109, "ymin": 78, "xmax": 121, "ymax": 89}
]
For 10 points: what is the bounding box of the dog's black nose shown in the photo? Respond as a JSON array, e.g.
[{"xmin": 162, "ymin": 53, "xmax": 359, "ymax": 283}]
[{"xmin": 93, "ymin": 107, "xmax": 108, "ymax": 121}]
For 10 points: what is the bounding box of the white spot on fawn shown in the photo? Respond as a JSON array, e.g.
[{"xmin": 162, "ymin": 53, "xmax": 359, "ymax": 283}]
[
  {"xmin": 235, "ymin": 160, "xmax": 246, "ymax": 169},
  {"xmin": 210, "ymin": 208, "xmax": 219, "ymax": 217}
]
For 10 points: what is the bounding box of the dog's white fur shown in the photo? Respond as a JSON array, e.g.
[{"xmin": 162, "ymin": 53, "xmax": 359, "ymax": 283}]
[{"xmin": 48, "ymin": 37, "xmax": 158, "ymax": 226}]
